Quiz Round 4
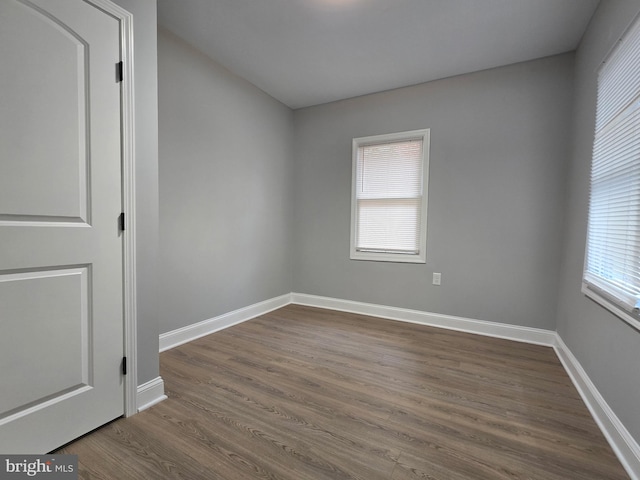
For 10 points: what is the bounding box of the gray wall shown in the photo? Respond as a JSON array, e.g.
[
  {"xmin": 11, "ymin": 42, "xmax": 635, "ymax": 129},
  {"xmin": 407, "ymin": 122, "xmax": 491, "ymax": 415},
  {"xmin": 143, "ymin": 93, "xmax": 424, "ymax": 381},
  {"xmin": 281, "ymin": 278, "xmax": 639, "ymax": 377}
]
[
  {"xmin": 292, "ymin": 54, "xmax": 574, "ymax": 330},
  {"xmin": 112, "ymin": 0, "xmax": 160, "ymax": 386},
  {"xmin": 557, "ymin": 0, "xmax": 640, "ymax": 443},
  {"xmin": 157, "ymin": 28, "xmax": 294, "ymax": 334}
]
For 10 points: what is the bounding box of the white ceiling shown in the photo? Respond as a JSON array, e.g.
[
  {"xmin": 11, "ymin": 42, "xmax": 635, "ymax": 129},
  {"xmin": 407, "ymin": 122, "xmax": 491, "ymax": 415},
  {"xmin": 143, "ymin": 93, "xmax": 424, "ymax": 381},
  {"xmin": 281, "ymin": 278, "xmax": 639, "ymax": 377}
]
[{"xmin": 157, "ymin": 0, "xmax": 599, "ymax": 109}]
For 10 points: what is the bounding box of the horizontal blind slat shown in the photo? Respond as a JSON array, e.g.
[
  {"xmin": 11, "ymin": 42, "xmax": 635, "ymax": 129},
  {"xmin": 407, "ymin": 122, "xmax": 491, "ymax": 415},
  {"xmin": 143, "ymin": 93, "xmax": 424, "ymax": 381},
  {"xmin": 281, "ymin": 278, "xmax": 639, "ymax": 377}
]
[
  {"xmin": 585, "ymin": 14, "xmax": 640, "ymax": 311},
  {"xmin": 354, "ymin": 133, "xmax": 427, "ymax": 257}
]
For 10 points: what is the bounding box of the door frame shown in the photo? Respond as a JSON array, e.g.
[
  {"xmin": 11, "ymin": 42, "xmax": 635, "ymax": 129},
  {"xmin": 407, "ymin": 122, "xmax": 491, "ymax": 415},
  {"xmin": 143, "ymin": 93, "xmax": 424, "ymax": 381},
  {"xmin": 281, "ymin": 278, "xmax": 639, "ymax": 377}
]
[{"xmin": 88, "ymin": 0, "xmax": 138, "ymax": 417}]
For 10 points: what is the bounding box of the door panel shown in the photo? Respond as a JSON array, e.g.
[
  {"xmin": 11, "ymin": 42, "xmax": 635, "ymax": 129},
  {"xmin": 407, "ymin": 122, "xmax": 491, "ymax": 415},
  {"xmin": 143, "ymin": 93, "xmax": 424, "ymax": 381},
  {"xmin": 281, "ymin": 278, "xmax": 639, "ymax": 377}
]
[
  {"xmin": 0, "ymin": 0, "xmax": 89, "ymax": 221},
  {"xmin": 0, "ymin": 0, "xmax": 125, "ymax": 453},
  {"xmin": 0, "ymin": 268, "xmax": 90, "ymax": 416}
]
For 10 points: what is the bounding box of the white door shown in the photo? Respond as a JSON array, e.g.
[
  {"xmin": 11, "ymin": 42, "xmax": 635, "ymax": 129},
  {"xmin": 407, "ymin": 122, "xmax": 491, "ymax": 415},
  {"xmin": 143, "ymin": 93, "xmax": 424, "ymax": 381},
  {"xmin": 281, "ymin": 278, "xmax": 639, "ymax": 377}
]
[{"xmin": 0, "ymin": 0, "xmax": 125, "ymax": 453}]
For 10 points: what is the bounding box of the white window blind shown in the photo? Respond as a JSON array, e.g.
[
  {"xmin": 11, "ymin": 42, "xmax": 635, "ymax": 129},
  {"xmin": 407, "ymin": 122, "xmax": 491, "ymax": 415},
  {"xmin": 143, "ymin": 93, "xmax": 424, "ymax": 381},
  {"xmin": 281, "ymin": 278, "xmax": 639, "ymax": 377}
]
[
  {"xmin": 584, "ymin": 15, "xmax": 640, "ymax": 318},
  {"xmin": 351, "ymin": 130, "xmax": 429, "ymax": 263}
]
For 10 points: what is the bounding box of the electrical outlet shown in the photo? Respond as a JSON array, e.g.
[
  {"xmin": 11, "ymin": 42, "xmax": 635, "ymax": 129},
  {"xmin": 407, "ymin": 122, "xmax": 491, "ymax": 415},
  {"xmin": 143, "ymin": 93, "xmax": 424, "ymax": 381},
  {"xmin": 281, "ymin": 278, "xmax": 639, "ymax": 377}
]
[{"xmin": 433, "ymin": 272, "xmax": 442, "ymax": 286}]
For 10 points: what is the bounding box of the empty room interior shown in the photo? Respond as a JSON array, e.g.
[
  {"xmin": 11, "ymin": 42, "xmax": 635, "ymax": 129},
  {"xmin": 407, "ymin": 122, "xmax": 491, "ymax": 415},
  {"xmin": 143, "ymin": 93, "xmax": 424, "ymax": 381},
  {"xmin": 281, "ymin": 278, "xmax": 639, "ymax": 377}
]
[{"xmin": 2, "ymin": 0, "xmax": 640, "ymax": 479}]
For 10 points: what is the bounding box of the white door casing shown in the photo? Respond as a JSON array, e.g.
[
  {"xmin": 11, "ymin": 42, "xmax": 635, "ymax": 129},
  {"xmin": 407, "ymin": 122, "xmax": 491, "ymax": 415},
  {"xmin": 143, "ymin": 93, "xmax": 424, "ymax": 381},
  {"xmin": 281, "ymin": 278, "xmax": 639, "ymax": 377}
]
[{"xmin": 0, "ymin": 0, "xmax": 137, "ymax": 453}]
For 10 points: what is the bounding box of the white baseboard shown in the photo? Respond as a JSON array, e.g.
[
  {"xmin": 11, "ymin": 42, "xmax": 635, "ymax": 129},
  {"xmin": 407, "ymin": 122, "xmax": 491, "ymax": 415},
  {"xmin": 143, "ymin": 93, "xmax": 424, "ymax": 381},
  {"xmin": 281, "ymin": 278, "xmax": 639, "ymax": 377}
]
[
  {"xmin": 290, "ymin": 292, "xmax": 557, "ymax": 346},
  {"xmin": 137, "ymin": 376, "xmax": 167, "ymax": 412},
  {"xmin": 553, "ymin": 336, "xmax": 640, "ymax": 480},
  {"xmin": 159, "ymin": 294, "xmax": 292, "ymax": 352}
]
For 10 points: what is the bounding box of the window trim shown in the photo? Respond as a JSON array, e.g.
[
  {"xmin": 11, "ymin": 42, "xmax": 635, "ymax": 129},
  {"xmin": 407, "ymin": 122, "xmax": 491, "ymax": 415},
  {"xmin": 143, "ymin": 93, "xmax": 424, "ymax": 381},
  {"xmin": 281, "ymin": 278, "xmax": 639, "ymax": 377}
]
[{"xmin": 350, "ymin": 129, "xmax": 430, "ymax": 263}]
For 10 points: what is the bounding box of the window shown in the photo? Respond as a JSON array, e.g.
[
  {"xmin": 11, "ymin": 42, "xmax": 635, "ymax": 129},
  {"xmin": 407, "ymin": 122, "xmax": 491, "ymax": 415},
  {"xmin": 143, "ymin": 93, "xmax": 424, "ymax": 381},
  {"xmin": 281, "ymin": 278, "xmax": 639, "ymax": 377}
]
[
  {"xmin": 583, "ymin": 15, "xmax": 640, "ymax": 329},
  {"xmin": 350, "ymin": 129, "xmax": 430, "ymax": 263}
]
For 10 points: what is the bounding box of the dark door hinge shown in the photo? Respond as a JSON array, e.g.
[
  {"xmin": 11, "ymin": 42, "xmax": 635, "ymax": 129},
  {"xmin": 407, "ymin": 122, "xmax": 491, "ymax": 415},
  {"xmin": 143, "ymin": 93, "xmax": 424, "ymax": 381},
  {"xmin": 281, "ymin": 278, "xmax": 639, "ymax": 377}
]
[
  {"xmin": 119, "ymin": 212, "xmax": 125, "ymax": 232},
  {"xmin": 116, "ymin": 61, "xmax": 123, "ymax": 83},
  {"xmin": 122, "ymin": 357, "xmax": 127, "ymax": 376}
]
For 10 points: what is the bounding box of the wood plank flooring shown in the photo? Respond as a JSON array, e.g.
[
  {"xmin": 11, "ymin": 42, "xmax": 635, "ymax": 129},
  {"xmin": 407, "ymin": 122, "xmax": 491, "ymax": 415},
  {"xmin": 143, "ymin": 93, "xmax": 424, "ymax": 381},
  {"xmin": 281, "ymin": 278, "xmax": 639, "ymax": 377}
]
[{"xmin": 57, "ymin": 305, "xmax": 629, "ymax": 479}]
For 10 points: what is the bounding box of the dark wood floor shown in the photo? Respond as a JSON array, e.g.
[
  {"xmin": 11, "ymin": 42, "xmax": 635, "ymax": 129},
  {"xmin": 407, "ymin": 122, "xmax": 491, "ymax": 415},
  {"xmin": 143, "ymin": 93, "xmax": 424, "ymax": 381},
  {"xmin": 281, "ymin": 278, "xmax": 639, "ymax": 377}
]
[{"xmin": 57, "ymin": 305, "xmax": 629, "ymax": 479}]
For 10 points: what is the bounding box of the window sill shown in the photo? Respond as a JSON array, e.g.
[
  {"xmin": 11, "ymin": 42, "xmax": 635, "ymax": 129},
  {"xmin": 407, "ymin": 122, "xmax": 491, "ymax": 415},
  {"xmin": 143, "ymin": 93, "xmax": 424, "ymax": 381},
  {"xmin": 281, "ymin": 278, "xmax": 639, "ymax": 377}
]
[
  {"xmin": 582, "ymin": 283, "xmax": 640, "ymax": 332},
  {"xmin": 350, "ymin": 250, "xmax": 426, "ymax": 264}
]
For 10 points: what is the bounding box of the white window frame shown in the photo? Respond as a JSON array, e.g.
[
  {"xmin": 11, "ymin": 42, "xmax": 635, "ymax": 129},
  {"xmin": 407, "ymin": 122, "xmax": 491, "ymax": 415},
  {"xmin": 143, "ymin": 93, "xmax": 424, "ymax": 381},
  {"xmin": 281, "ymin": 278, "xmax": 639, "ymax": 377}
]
[
  {"xmin": 350, "ymin": 129, "xmax": 430, "ymax": 263},
  {"xmin": 582, "ymin": 14, "xmax": 640, "ymax": 332}
]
